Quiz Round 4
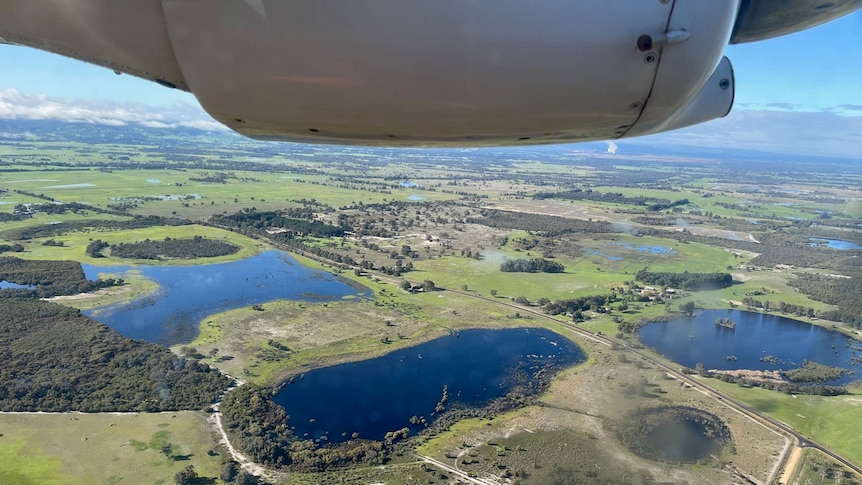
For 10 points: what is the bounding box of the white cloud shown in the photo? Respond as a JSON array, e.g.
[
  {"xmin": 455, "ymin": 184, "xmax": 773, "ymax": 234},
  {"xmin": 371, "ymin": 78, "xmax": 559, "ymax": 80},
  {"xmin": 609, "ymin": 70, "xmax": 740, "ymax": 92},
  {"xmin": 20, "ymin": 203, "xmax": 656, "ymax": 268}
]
[
  {"xmin": 0, "ymin": 89, "xmax": 225, "ymax": 131},
  {"xmin": 632, "ymin": 109, "xmax": 862, "ymax": 159}
]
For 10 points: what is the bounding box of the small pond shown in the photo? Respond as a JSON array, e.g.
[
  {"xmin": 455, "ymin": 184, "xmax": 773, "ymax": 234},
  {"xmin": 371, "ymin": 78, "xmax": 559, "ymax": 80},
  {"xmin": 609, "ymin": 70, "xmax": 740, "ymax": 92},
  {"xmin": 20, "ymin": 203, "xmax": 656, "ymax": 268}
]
[
  {"xmin": 0, "ymin": 280, "xmax": 36, "ymax": 290},
  {"xmin": 617, "ymin": 407, "xmax": 730, "ymax": 463},
  {"xmin": 588, "ymin": 250, "xmax": 622, "ymax": 261},
  {"xmin": 42, "ymin": 183, "xmax": 96, "ymax": 189},
  {"xmin": 637, "ymin": 309, "xmax": 862, "ymax": 385},
  {"xmin": 407, "ymin": 194, "xmax": 425, "ymax": 201},
  {"xmin": 274, "ymin": 327, "xmax": 585, "ymax": 442},
  {"xmin": 809, "ymin": 238, "xmax": 862, "ymax": 250},
  {"xmin": 612, "ymin": 241, "xmax": 676, "ymax": 255},
  {"xmin": 83, "ymin": 250, "xmax": 370, "ymax": 346}
]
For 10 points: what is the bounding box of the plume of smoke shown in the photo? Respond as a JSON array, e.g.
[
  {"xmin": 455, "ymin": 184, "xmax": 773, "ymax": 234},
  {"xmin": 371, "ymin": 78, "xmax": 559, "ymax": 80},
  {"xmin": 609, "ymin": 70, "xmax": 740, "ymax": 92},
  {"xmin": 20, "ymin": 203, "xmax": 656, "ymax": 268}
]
[
  {"xmin": 606, "ymin": 141, "xmax": 618, "ymax": 154},
  {"xmin": 610, "ymin": 222, "xmax": 637, "ymax": 235}
]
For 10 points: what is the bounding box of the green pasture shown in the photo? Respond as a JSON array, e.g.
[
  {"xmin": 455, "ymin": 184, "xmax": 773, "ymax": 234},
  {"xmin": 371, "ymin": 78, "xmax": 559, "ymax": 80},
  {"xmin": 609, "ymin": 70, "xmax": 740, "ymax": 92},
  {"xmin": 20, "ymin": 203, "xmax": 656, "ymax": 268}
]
[
  {"xmin": 414, "ymin": 234, "xmax": 738, "ymax": 303},
  {"xmin": 1, "ymin": 167, "xmax": 456, "ymax": 221},
  {"xmin": 708, "ymin": 379, "xmax": 862, "ymax": 468},
  {"xmin": 10, "ymin": 224, "xmax": 263, "ymax": 266},
  {"xmin": 0, "ymin": 412, "xmax": 224, "ymax": 485}
]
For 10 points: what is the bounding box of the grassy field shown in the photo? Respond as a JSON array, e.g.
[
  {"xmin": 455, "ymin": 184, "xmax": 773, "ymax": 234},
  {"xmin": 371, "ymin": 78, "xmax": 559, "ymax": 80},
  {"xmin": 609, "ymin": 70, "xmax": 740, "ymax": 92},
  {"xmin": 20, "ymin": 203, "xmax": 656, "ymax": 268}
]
[
  {"xmin": 0, "ymin": 412, "xmax": 224, "ymax": 485},
  {"xmin": 414, "ymin": 233, "xmax": 739, "ymax": 302},
  {"xmin": 0, "ymin": 166, "xmax": 458, "ymax": 221},
  {"xmin": 13, "ymin": 224, "xmax": 264, "ymax": 266},
  {"xmin": 791, "ymin": 449, "xmax": 862, "ymax": 485},
  {"xmin": 708, "ymin": 379, "xmax": 862, "ymax": 467}
]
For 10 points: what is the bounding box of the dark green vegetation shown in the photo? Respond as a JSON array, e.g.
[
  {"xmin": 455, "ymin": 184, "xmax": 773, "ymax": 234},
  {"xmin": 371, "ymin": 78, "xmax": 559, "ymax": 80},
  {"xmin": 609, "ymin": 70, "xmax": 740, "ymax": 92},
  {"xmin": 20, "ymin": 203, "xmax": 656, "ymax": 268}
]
[
  {"xmin": 535, "ymin": 187, "xmax": 690, "ymax": 211},
  {"xmin": 220, "ymin": 385, "xmax": 388, "ymax": 472},
  {"xmin": 0, "ymin": 256, "xmax": 121, "ymax": 297},
  {"xmin": 634, "ymin": 269, "xmax": 733, "ymax": 291},
  {"xmin": 0, "ymin": 294, "xmax": 231, "ymax": 411},
  {"xmin": 212, "ymin": 211, "xmax": 346, "ymax": 237},
  {"xmin": 615, "ymin": 406, "xmax": 732, "ymax": 464},
  {"xmin": 790, "ymin": 272, "xmax": 862, "ymax": 326},
  {"xmin": 106, "ymin": 235, "xmax": 241, "ymax": 260},
  {"xmin": 1, "ymin": 213, "xmax": 188, "ymax": 240},
  {"xmin": 499, "ymin": 257, "xmax": 565, "ymax": 273},
  {"xmin": 783, "ymin": 361, "xmax": 854, "ymax": 383}
]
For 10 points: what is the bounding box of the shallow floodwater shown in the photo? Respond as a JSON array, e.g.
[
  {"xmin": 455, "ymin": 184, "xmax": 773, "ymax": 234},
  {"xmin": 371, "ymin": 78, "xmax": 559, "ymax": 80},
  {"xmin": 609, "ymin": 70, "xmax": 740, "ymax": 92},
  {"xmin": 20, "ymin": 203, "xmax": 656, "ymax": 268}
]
[
  {"xmin": 638, "ymin": 309, "xmax": 862, "ymax": 384},
  {"xmin": 809, "ymin": 238, "xmax": 862, "ymax": 250},
  {"xmin": 275, "ymin": 328, "xmax": 585, "ymax": 442},
  {"xmin": 83, "ymin": 251, "xmax": 369, "ymax": 345},
  {"xmin": 646, "ymin": 418, "xmax": 721, "ymax": 462},
  {"xmin": 612, "ymin": 241, "xmax": 676, "ymax": 255}
]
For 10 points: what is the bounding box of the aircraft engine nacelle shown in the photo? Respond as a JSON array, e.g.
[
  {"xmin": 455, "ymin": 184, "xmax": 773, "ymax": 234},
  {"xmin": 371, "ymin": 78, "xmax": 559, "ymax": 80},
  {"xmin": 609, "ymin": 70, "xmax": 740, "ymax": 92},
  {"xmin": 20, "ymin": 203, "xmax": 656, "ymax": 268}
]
[{"xmin": 0, "ymin": 0, "xmax": 858, "ymax": 146}]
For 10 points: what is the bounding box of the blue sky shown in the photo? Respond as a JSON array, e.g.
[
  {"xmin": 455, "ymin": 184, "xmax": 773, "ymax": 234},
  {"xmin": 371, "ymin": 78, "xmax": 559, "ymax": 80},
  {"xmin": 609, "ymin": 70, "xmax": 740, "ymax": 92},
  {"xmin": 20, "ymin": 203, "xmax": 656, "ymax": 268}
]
[{"xmin": 1, "ymin": 11, "xmax": 860, "ymax": 157}]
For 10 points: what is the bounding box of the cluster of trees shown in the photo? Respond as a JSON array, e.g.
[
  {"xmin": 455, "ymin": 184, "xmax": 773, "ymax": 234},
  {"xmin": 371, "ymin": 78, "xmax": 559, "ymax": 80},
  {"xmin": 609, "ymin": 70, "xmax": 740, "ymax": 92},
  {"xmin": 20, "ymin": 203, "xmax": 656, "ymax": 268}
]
[
  {"xmin": 86, "ymin": 239, "xmax": 110, "ymax": 258},
  {"xmin": 535, "ymin": 189, "xmax": 689, "ymax": 212},
  {"xmin": 788, "ymin": 272, "xmax": 862, "ymax": 327},
  {"xmin": 212, "ymin": 211, "xmax": 346, "ymax": 237},
  {"xmin": 782, "ymin": 361, "xmax": 852, "ymax": 383},
  {"xmin": 635, "ymin": 269, "xmax": 732, "ymax": 291},
  {"xmin": 0, "ymin": 293, "xmax": 232, "ymax": 411},
  {"xmin": 469, "ymin": 209, "xmax": 613, "ymax": 236},
  {"xmin": 0, "ymin": 243, "xmax": 24, "ymax": 254},
  {"xmin": 107, "ymin": 236, "xmax": 241, "ymax": 260},
  {"xmin": 710, "ymin": 371, "xmax": 847, "ymax": 396},
  {"xmin": 3, "ymin": 216, "xmax": 188, "ymax": 240},
  {"xmin": 188, "ymin": 172, "xmax": 236, "ymax": 183},
  {"xmin": 0, "ymin": 257, "xmax": 122, "ymax": 297},
  {"xmin": 219, "ymin": 384, "xmax": 389, "ymax": 472},
  {"xmin": 542, "ymin": 294, "xmax": 611, "ymax": 316},
  {"xmin": 499, "ymin": 258, "xmax": 565, "ymax": 273}
]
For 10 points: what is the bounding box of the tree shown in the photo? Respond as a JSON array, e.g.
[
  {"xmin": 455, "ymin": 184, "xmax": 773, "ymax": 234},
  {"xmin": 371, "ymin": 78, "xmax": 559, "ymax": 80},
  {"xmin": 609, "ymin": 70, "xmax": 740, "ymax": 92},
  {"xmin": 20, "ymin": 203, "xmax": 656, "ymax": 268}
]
[
  {"xmin": 490, "ymin": 289, "xmax": 498, "ymax": 297},
  {"xmin": 174, "ymin": 465, "xmax": 197, "ymax": 485},
  {"xmin": 235, "ymin": 470, "xmax": 260, "ymax": 485},
  {"xmin": 220, "ymin": 461, "xmax": 239, "ymax": 482},
  {"xmin": 679, "ymin": 301, "xmax": 696, "ymax": 315},
  {"xmin": 400, "ymin": 280, "xmax": 411, "ymax": 291},
  {"xmin": 422, "ymin": 279, "xmax": 436, "ymax": 291}
]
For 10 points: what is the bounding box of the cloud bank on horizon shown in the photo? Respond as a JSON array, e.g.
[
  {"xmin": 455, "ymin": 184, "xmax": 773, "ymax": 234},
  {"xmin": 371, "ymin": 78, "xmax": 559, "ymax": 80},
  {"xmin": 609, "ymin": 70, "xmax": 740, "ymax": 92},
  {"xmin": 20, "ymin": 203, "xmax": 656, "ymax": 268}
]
[
  {"xmin": 0, "ymin": 88, "xmax": 860, "ymax": 159},
  {"xmin": 0, "ymin": 89, "xmax": 223, "ymax": 132}
]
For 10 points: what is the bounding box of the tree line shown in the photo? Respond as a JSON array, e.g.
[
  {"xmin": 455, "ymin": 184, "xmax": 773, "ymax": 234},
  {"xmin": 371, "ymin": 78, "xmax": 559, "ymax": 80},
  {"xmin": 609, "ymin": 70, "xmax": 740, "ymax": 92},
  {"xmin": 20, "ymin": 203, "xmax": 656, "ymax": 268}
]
[
  {"xmin": 500, "ymin": 258, "xmax": 565, "ymax": 273},
  {"xmin": 2, "ymin": 215, "xmax": 189, "ymax": 241},
  {"xmin": 0, "ymin": 293, "xmax": 232, "ymax": 412},
  {"xmin": 635, "ymin": 269, "xmax": 732, "ymax": 291},
  {"xmin": 468, "ymin": 209, "xmax": 614, "ymax": 236},
  {"xmin": 0, "ymin": 256, "xmax": 122, "ymax": 297},
  {"xmin": 212, "ymin": 210, "xmax": 346, "ymax": 237},
  {"xmin": 105, "ymin": 236, "xmax": 241, "ymax": 260},
  {"xmin": 219, "ymin": 384, "xmax": 389, "ymax": 472},
  {"xmin": 535, "ymin": 188, "xmax": 689, "ymax": 212},
  {"xmin": 787, "ymin": 272, "xmax": 862, "ymax": 327}
]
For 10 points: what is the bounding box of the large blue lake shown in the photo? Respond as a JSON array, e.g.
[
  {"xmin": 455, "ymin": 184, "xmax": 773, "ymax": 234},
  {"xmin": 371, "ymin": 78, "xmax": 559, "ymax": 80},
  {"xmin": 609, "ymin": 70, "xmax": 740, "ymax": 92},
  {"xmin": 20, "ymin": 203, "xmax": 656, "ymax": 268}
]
[
  {"xmin": 638, "ymin": 309, "xmax": 862, "ymax": 385},
  {"xmin": 275, "ymin": 327, "xmax": 585, "ymax": 442},
  {"xmin": 83, "ymin": 250, "xmax": 370, "ymax": 345}
]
